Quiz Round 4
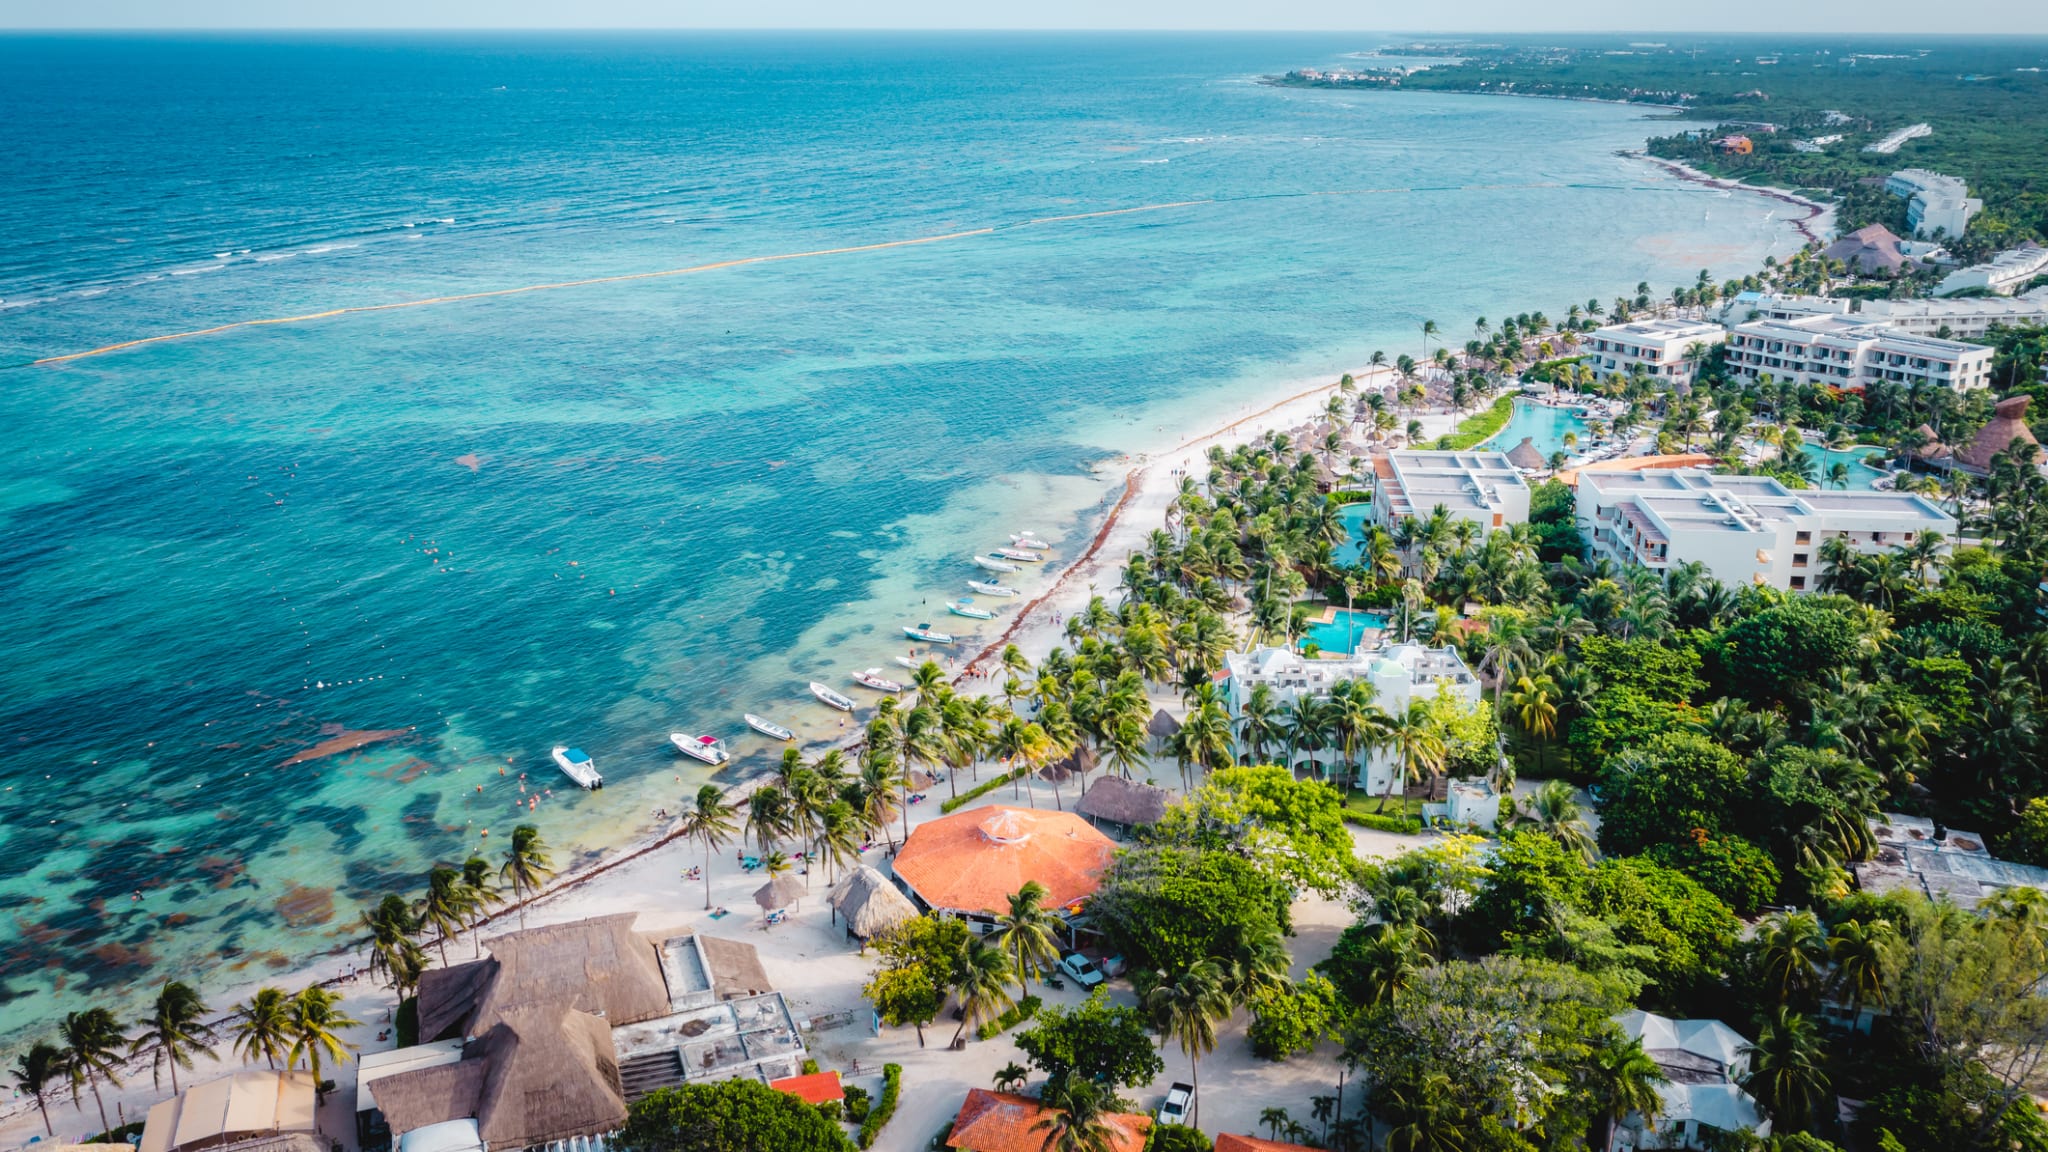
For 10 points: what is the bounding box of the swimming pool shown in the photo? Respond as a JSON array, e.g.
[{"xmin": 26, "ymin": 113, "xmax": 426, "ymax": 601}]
[
  {"xmin": 1484, "ymin": 398, "xmax": 1595, "ymax": 461},
  {"xmin": 1301, "ymin": 608, "xmax": 1388, "ymax": 655},
  {"xmin": 1800, "ymin": 443, "xmax": 1889, "ymax": 490},
  {"xmin": 1334, "ymin": 502, "xmax": 1374, "ymax": 565}
]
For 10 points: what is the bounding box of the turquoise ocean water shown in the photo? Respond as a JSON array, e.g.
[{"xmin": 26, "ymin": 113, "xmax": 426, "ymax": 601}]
[{"xmin": 0, "ymin": 33, "xmax": 1800, "ymax": 1042}]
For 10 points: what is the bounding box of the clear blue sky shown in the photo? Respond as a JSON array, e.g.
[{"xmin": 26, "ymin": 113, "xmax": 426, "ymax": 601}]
[{"xmin": 3, "ymin": 0, "xmax": 2044, "ymax": 34}]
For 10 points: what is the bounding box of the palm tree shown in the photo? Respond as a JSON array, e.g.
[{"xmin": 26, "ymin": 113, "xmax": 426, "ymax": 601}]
[
  {"xmin": 1755, "ymin": 910, "xmax": 1829, "ymax": 1006},
  {"xmin": 131, "ymin": 981, "xmax": 219, "ymax": 1093},
  {"xmin": 991, "ymin": 881, "xmax": 1064, "ymax": 992},
  {"xmin": 949, "ymin": 939, "xmax": 1016, "ymax": 1046},
  {"xmin": 59, "ymin": 1007, "xmax": 128, "ymax": 1133},
  {"xmin": 1238, "ymin": 683, "xmax": 1281, "ymax": 764},
  {"xmin": 1740, "ymin": 1008, "xmax": 1830, "ymax": 1132},
  {"xmin": 499, "ymin": 823, "xmax": 555, "ymax": 930},
  {"xmin": 812, "ymin": 799, "xmax": 863, "ymax": 885},
  {"xmin": 287, "ymin": 987, "xmax": 361, "ymax": 1083},
  {"xmin": 993, "ymin": 1061, "xmax": 1029, "ymax": 1095},
  {"xmin": 1352, "ymin": 924, "xmax": 1429, "ymax": 1007},
  {"xmin": 417, "ymin": 864, "xmax": 473, "ymax": 963},
  {"xmin": 1032, "ymin": 1077, "xmax": 1121, "ymax": 1152},
  {"xmin": 1261, "ymin": 1106, "xmax": 1293, "ymax": 1141},
  {"xmin": 232, "ymin": 988, "xmax": 294, "ymax": 1070},
  {"xmin": 459, "ymin": 855, "xmax": 501, "ymax": 957},
  {"xmin": 1827, "ymin": 918, "xmax": 1895, "ymax": 1018},
  {"xmin": 12, "ymin": 1041, "xmax": 64, "ymax": 1137},
  {"xmin": 1507, "ymin": 671, "xmax": 1560, "ymax": 772},
  {"xmin": 1584, "ymin": 1034, "xmax": 1665, "ymax": 1152},
  {"xmin": 1378, "ymin": 702, "xmax": 1446, "ymax": 814},
  {"xmin": 678, "ymin": 783, "xmax": 740, "ymax": 909},
  {"xmin": 1143, "ymin": 960, "xmax": 1230, "ymax": 1129},
  {"xmin": 1510, "ymin": 780, "xmax": 1596, "ymax": 862},
  {"xmin": 359, "ymin": 894, "xmax": 426, "ymax": 994}
]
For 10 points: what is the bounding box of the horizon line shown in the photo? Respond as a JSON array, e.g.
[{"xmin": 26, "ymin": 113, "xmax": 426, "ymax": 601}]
[{"xmin": 5, "ymin": 27, "xmax": 2045, "ymax": 36}]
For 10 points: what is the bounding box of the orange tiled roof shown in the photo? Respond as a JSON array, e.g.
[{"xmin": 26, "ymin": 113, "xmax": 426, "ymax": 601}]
[
  {"xmin": 893, "ymin": 808, "xmax": 1115, "ymax": 916},
  {"xmin": 947, "ymin": 1089, "xmax": 1150, "ymax": 1152},
  {"xmin": 1217, "ymin": 1135, "xmax": 1318, "ymax": 1152},
  {"xmin": 768, "ymin": 1070, "xmax": 843, "ymax": 1106}
]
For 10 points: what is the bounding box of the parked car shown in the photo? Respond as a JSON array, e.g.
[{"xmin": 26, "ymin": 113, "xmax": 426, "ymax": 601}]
[
  {"xmin": 1100, "ymin": 954, "xmax": 1128, "ymax": 977},
  {"xmin": 1059, "ymin": 953, "xmax": 1104, "ymax": 988},
  {"xmin": 1159, "ymin": 1082, "xmax": 1194, "ymax": 1125}
]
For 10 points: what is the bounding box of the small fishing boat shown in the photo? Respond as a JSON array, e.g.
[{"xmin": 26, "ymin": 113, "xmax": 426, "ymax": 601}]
[
  {"xmin": 993, "ymin": 547, "xmax": 1044, "ymax": 563},
  {"xmin": 946, "ymin": 600, "xmax": 995, "ymax": 620},
  {"xmin": 552, "ymin": 745, "xmax": 603, "ymax": 790},
  {"xmin": 809, "ymin": 681, "xmax": 856, "ymax": 711},
  {"xmin": 904, "ymin": 623, "xmax": 956, "ymax": 644},
  {"xmin": 968, "ymin": 580, "xmax": 1020, "ymax": 597},
  {"xmin": 670, "ymin": 733, "xmax": 729, "ymax": 765},
  {"xmin": 853, "ymin": 668, "xmax": 904, "ymax": 692},
  {"xmin": 973, "ymin": 554, "xmax": 1021, "ymax": 573},
  {"xmin": 1010, "ymin": 532, "xmax": 1051, "ymax": 550},
  {"xmin": 893, "ymin": 655, "xmax": 922, "ymax": 670},
  {"xmin": 744, "ymin": 714, "xmax": 795, "ymax": 741}
]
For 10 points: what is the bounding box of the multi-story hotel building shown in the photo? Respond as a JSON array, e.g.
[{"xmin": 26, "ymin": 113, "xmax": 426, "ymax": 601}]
[
  {"xmin": 1582, "ymin": 318, "xmax": 1727, "ymax": 388},
  {"xmin": 1723, "ymin": 314, "xmax": 1993, "ymax": 392},
  {"xmin": 1368, "ymin": 450, "xmax": 1530, "ymax": 537}
]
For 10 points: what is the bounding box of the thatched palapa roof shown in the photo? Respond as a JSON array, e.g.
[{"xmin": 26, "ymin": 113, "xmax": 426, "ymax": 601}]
[
  {"xmin": 1146, "ymin": 708, "xmax": 1182, "ymax": 740},
  {"xmin": 1955, "ymin": 396, "xmax": 2041, "ymax": 474},
  {"xmin": 1040, "ymin": 742, "xmax": 1098, "ymax": 783},
  {"xmin": 417, "ymin": 912, "xmax": 671, "ymax": 1044},
  {"xmin": 1910, "ymin": 423, "xmax": 1952, "ymax": 462},
  {"xmin": 1504, "ymin": 436, "xmax": 1548, "ymax": 471},
  {"xmin": 829, "ymin": 866, "xmax": 919, "ymax": 939},
  {"xmin": 374, "ymin": 1004, "xmax": 625, "ymax": 1150},
  {"xmin": 1076, "ymin": 775, "xmax": 1172, "ymax": 829},
  {"xmin": 754, "ymin": 872, "xmax": 807, "ymax": 911}
]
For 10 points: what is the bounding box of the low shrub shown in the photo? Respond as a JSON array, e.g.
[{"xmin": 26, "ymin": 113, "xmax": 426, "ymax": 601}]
[
  {"xmin": 976, "ymin": 994, "xmax": 1042, "ymax": 1040},
  {"xmin": 842, "ymin": 1084, "xmax": 872, "ymax": 1124},
  {"xmin": 1342, "ymin": 810, "xmax": 1423, "ymax": 834},
  {"xmin": 857, "ymin": 1063, "xmax": 903, "ymax": 1149},
  {"xmin": 1433, "ymin": 394, "xmax": 1517, "ymax": 451}
]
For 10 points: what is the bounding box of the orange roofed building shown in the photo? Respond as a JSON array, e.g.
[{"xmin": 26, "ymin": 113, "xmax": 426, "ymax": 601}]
[
  {"xmin": 948, "ymin": 1089, "xmax": 1150, "ymax": 1152},
  {"xmin": 891, "ymin": 807, "xmax": 1115, "ymax": 923},
  {"xmin": 1217, "ymin": 1134, "xmax": 1319, "ymax": 1151},
  {"xmin": 768, "ymin": 1070, "xmax": 843, "ymax": 1106}
]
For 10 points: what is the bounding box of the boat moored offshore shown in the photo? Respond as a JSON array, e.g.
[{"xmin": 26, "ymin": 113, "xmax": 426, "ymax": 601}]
[
  {"xmin": 1010, "ymin": 532, "xmax": 1051, "ymax": 549},
  {"xmin": 967, "ymin": 580, "xmax": 1020, "ymax": 597},
  {"xmin": 993, "ymin": 547, "xmax": 1044, "ymax": 562},
  {"xmin": 946, "ymin": 600, "xmax": 995, "ymax": 620},
  {"xmin": 852, "ymin": 668, "xmax": 904, "ymax": 692},
  {"xmin": 744, "ymin": 714, "xmax": 795, "ymax": 741},
  {"xmin": 809, "ymin": 681, "xmax": 856, "ymax": 711},
  {"xmin": 973, "ymin": 554, "xmax": 1021, "ymax": 573},
  {"xmin": 552, "ymin": 745, "xmax": 603, "ymax": 790},
  {"xmin": 670, "ymin": 733, "xmax": 729, "ymax": 765},
  {"xmin": 903, "ymin": 623, "xmax": 956, "ymax": 644}
]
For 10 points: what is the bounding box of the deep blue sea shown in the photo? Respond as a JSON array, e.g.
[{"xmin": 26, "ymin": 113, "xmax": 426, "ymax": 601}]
[{"xmin": 0, "ymin": 33, "xmax": 1799, "ymax": 1043}]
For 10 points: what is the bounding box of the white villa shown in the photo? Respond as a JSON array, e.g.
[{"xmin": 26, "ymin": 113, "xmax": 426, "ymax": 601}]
[
  {"xmin": 1723, "ymin": 314, "xmax": 1993, "ymax": 393},
  {"xmin": 1368, "ymin": 450, "xmax": 1530, "ymax": 538},
  {"xmin": 1885, "ymin": 168, "xmax": 1981, "ymax": 238},
  {"xmin": 1583, "ymin": 318, "xmax": 1726, "ymax": 388},
  {"xmin": 1576, "ymin": 469, "xmax": 1955, "ymax": 592},
  {"xmin": 1223, "ymin": 641, "xmax": 1481, "ymax": 793},
  {"xmin": 1612, "ymin": 1011, "xmax": 1768, "ymax": 1151}
]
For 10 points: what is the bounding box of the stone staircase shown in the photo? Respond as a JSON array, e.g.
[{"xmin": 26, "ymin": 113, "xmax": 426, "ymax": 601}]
[{"xmin": 619, "ymin": 1049, "xmax": 687, "ymax": 1099}]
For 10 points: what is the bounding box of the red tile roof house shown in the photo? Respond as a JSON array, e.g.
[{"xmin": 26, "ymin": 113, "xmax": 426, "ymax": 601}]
[
  {"xmin": 1217, "ymin": 1134, "xmax": 1318, "ymax": 1151},
  {"xmin": 769, "ymin": 1071, "xmax": 844, "ymax": 1107},
  {"xmin": 946, "ymin": 1089, "xmax": 1150, "ymax": 1152}
]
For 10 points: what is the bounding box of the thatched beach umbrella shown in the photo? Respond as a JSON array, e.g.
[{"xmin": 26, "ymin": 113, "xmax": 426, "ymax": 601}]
[
  {"xmin": 829, "ymin": 866, "xmax": 918, "ymax": 940},
  {"xmin": 754, "ymin": 872, "xmax": 807, "ymax": 913},
  {"xmin": 1505, "ymin": 436, "xmax": 1547, "ymax": 471}
]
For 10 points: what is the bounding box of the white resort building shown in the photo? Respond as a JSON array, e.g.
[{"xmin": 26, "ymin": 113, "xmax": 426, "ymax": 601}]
[
  {"xmin": 1885, "ymin": 168, "xmax": 1981, "ymax": 238},
  {"xmin": 1368, "ymin": 449, "xmax": 1530, "ymax": 537},
  {"xmin": 1224, "ymin": 641, "xmax": 1481, "ymax": 794},
  {"xmin": 1723, "ymin": 314, "xmax": 1993, "ymax": 392},
  {"xmin": 1721, "ymin": 290, "xmax": 2048, "ymax": 339},
  {"xmin": 1939, "ymin": 244, "xmax": 2048, "ymax": 297},
  {"xmin": 1576, "ymin": 469, "xmax": 1955, "ymax": 592},
  {"xmin": 1613, "ymin": 1011, "xmax": 1768, "ymax": 1150},
  {"xmin": 1582, "ymin": 318, "xmax": 1726, "ymax": 388}
]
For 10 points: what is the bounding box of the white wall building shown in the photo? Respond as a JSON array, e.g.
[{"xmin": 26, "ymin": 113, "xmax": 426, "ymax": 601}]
[
  {"xmin": 1583, "ymin": 318, "xmax": 1726, "ymax": 387},
  {"xmin": 1613, "ymin": 1011, "xmax": 1769, "ymax": 1151},
  {"xmin": 1886, "ymin": 168, "xmax": 1981, "ymax": 238},
  {"xmin": 1719, "ymin": 290, "xmax": 2048, "ymax": 339},
  {"xmin": 1369, "ymin": 449, "xmax": 1530, "ymax": 537},
  {"xmin": 1723, "ymin": 314, "xmax": 1994, "ymax": 392},
  {"xmin": 1223, "ymin": 642, "xmax": 1481, "ymax": 795},
  {"xmin": 1940, "ymin": 244, "xmax": 2048, "ymax": 297},
  {"xmin": 1577, "ymin": 469, "xmax": 1955, "ymax": 593}
]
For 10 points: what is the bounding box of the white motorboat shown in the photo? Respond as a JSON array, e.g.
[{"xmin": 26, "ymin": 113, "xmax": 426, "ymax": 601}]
[
  {"xmin": 1010, "ymin": 533, "xmax": 1051, "ymax": 549},
  {"xmin": 809, "ymin": 681, "xmax": 856, "ymax": 711},
  {"xmin": 744, "ymin": 714, "xmax": 795, "ymax": 741},
  {"xmin": 968, "ymin": 580, "xmax": 1020, "ymax": 598},
  {"xmin": 903, "ymin": 623, "xmax": 956, "ymax": 645},
  {"xmin": 853, "ymin": 668, "xmax": 904, "ymax": 692},
  {"xmin": 893, "ymin": 655, "xmax": 922, "ymax": 670},
  {"xmin": 973, "ymin": 554, "xmax": 1021, "ymax": 573},
  {"xmin": 946, "ymin": 600, "xmax": 995, "ymax": 620},
  {"xmin": 993, "ymin": 547, "xmax": 1044, "ymax": 563},
  {"xmin": 552, "ymin": 745, "xmax": 603, "ymax": 790},
  {"xmin": 670, "ymin": 733, "xmax": 729, "ymax": 765}
]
